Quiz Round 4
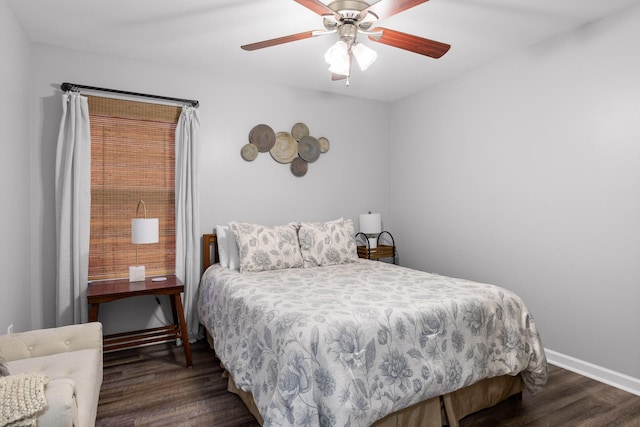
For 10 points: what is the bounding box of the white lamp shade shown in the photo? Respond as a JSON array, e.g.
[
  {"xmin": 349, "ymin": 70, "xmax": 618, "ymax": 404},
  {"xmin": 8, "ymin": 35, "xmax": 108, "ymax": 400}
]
[
  {"xmin": 325, "ymin": 40, "xmax": 350, "ymax": 76},
  {"xmin": 131, "ymin": 218, "xmax": 159, "ymax": 244},
  {"xmin": 325, "ymin": 40, "xmax": 348, "ymax": 64},
  {"xmin": 352, "ymin": 42, "xmax": 377, "ymax": 71},
  {"xmin": 359, "ymin": 213, "xmax": 382, "ymax": 234},
  {"xmin": 328, "ymin": 62, "xmax": 350, "ymax": 76}
]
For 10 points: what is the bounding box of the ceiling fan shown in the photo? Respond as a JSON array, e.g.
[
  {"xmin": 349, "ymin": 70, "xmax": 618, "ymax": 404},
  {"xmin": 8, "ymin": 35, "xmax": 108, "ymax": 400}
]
[{"xmin": 241, "ymin": 0, "xmax": 450, "ymax": 85}]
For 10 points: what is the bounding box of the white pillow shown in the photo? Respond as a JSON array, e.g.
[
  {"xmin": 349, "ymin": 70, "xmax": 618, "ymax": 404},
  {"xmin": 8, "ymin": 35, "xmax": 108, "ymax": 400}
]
[
  {"xmin": 228, "ymin": 229, "xmax": 240, "ymax": 271},
  {"xmin": 215, "ymin": 225, "xmax": 240, "ymax": 270},
  {"xmin": 215, "ymin": 225, "xmax": 230, "ymax": 268}
]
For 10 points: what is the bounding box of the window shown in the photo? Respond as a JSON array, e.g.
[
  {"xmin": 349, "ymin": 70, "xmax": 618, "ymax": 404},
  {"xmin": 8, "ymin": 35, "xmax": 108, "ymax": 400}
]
[{"xmin": 87, "ymin": 96, "xmax": 180, "ymax": 280}]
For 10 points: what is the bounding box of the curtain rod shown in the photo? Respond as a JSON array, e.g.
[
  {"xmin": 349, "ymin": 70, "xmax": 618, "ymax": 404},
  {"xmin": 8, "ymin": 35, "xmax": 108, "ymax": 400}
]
[{"xmin": 60, "ymin": 82, "xmax": 199, "ymax": 108}]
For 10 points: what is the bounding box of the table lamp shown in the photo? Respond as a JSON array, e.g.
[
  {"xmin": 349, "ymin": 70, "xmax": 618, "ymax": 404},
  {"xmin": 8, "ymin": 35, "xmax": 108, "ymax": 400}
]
[
  {"xmin": 359, "ymin": 212, "xmax": 382, "ymax": 249},
  {"xmin": 129, "ymin": 200, "xmax": 159, "ymax": 282}
]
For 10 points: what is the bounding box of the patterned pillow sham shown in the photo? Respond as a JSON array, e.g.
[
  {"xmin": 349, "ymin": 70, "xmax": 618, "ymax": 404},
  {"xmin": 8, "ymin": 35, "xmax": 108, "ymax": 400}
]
[
  {"xmin": 298, "ymin": 218, "xmax": 358, "ymax": 267},
  {"xmin": 229, "ymin": 222, "xmax": 303, "ymax": 273}
]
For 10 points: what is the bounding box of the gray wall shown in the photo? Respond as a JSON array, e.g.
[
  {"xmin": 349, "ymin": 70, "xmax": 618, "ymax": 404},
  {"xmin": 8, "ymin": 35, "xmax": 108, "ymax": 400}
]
[
  {"xmin": 389, "ymin": 4, "xmax": 640, "ymax": 379},
  {"xmin": 27, "ymin": 44, "xmax": 391, "ymax": 334},
  {"xmin": 1, "ymin": 2, "xmax": 33, "ymax": 334}
]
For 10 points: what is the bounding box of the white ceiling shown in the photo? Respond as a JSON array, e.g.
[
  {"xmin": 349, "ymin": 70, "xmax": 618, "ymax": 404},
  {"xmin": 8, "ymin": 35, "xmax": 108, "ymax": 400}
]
[{"xmin": 9, "ymin": 0, "xmax": 640, "ymax": 102}]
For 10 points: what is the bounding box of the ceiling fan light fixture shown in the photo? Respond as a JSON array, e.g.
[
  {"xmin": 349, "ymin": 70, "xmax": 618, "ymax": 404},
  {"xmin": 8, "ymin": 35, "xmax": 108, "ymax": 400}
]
[
  {"xmin": 325, "ymin": 40, "xmax": 350, "ymax": 76},
  {"xmin": 352, "ymin": 42, "xmax": 377, "ymax": 71},
  {"xmin": 241, "ymin": 0, "xmax": 450, "ymax": 84},
  {"xmin": 327, "ymin": 61, "xmax": 351, "ymax": 77}
]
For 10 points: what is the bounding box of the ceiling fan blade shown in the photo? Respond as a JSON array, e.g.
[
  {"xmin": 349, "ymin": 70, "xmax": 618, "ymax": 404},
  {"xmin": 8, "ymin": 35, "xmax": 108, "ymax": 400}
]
[
  {"xmin": 369, "ymin": 27, "xmax": 450, "ymax": 58},
  {"xmin": 366, "ymin": 0, "xmax": 429, "ymax": 19},
  {"xmin": 294, "ymin": 0, "xmax": 337, "ymax": 16},
  {"xmin": 241, "ymin": 31, "xmax": 315, "ymax": 51},
  {"xmin": 332, "ymin": 73, "xmax": 347, "ymax": 81}
]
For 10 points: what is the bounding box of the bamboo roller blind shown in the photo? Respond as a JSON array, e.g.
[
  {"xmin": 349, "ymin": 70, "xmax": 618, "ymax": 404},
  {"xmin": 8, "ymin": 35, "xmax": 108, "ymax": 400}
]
[{"xmin": 87, "ymin": 96, "xmax": 180, "ymax": 280}]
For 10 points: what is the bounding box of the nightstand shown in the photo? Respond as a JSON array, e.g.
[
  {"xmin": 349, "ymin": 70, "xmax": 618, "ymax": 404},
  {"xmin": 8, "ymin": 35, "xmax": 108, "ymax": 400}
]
[
  {"xmin": 87, "ymin": 275, "xmax": 192, "ymax": 367},
  {"xmin": 356, "ymin": 231, "xmax": 397, "ymax": 264}
]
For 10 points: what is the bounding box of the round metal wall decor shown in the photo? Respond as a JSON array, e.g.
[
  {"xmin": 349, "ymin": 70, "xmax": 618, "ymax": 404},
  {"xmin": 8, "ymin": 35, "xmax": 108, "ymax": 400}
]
[
  {"xmin": 318, "ymin": 137, "xmax": 330, "ymax": 153},
  {"xmin": 242, "ymin": 122, "xmax": 330, "ymax": 176},
  {"xmin": 270, "ymin": 132, "xmax": 298, "ymax": 164},
  {"xmin": 290, "ymin": 157, "xmax": 308, "ymax": 177},
  {"xmin": 248, "ymin": 124, "xmax": 276, "ymax": 152},
  {"xmin": 241, "ymin": 143, "xmax": 259, "ymax": 161},
  {"xmin": 291, "ymin": 122, "xmax": 310, "ymax": 142},
  {"xmin": 298, "ymin": 136, "xmax": 321, "ymax": 163}
]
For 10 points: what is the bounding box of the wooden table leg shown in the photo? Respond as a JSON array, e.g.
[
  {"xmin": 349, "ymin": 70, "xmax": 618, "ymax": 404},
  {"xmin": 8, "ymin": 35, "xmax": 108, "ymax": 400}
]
[
  {"xmin": 172, "ymin": 293, "xmax": 192, "ymax": 367},
  {"xmin": 89, "ymin": 303, "xmax": 100, "ymax": 322},
  {"xmin": 169, "ymin": 294, "xmax": 179, "ymax": 325}
]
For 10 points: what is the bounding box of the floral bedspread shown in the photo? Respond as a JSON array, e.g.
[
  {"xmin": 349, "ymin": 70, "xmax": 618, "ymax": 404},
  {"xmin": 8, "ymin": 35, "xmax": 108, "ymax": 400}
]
[{"xmin": 198, "ymin": 260, "xmax": 548, "ymax": 427}]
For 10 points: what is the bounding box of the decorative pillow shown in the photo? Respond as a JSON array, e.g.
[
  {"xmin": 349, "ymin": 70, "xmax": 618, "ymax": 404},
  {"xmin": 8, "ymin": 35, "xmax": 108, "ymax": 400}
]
[
  {"xmin": 0, "ymin": 353, "xmax": 9, "ymax": 376},
  {"xmin": 229, "ymin": 222, "xmax": 303, "ymax": 273},
  {"xmin": 298, "ymin": 218, "xmax": 358, "ymax": 267}
]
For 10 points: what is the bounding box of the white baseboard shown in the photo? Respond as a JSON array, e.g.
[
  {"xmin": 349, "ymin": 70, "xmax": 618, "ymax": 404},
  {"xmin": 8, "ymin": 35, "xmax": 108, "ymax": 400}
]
[{"xmin": 545, "ymin": 348, "xmax": 640, "ymax": 396}]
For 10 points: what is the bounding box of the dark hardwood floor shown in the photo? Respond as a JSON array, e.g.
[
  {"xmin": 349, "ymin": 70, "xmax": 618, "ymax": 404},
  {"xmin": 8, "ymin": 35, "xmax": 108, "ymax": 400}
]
[
  {"xmin": 97, "ymin": 340, "xmax": 259, "ymax": 427},
  {"xmin": 97, "ymin": 340, "xmax": 640, "ymax": 427}
]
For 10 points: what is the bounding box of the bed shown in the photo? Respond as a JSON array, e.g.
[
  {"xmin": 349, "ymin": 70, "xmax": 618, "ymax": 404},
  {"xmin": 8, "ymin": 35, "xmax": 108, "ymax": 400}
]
[{"xmin": 198, "ymin": 220, "xmax": 548, "ymax": 427}]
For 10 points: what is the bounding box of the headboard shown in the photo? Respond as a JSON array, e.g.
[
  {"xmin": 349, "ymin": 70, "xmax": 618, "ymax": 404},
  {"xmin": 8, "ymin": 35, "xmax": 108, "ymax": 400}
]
[{"xmin": 202, "ymin": 233, "xmax": 219, "ymax": 272}]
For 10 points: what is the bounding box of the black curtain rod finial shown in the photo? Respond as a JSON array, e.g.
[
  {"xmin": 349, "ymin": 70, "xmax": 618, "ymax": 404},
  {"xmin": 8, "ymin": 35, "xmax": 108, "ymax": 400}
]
[{"xmin": 60, "ymin": 82, "xmax": 199, "ymax": 108}]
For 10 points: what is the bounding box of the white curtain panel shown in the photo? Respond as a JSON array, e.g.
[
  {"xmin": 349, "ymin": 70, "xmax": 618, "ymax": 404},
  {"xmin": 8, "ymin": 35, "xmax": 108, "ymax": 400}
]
[
  {"xmin": 55, "ymin": 92, "xmax": 91, "ymax": 326},
  {"xmin": 175, "ymin": 106, "xmax": 201, "ymax": 341}
]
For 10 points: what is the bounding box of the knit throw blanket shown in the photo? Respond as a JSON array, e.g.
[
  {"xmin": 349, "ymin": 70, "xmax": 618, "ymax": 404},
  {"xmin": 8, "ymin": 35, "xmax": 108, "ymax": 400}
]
[{"xmin": 0, "ymin": 373, "xmax": 48, "ymax": 427}]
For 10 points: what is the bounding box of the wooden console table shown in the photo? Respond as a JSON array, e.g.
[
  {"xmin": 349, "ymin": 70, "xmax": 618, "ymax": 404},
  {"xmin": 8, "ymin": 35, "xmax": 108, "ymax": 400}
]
[{"xmin": 87, "ymin": 275, "xmax": 192, "ymax": 367}]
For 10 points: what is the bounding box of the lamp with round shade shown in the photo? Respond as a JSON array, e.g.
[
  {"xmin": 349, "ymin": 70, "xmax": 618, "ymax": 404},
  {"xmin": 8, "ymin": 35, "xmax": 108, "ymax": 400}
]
[
  {"xmin": 359, "ymin": 212, "xmax": 382, "ymax": 248},
  {"xmin": 129, "ymin": 201, "xmax": 159, "ymax": 282}
]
